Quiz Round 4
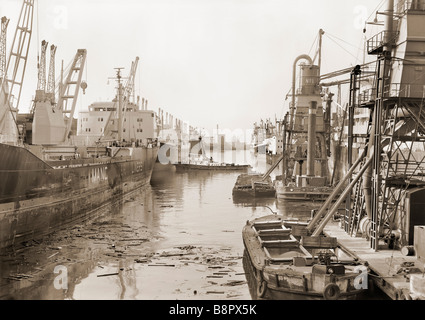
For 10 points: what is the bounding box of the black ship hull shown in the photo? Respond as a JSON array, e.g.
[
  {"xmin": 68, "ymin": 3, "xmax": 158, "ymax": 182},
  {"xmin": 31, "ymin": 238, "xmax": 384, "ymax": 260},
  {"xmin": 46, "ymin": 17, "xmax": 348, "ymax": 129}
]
[{"xmin": 0, "ymin": 143, "xmax": 158, "ymax": 250}]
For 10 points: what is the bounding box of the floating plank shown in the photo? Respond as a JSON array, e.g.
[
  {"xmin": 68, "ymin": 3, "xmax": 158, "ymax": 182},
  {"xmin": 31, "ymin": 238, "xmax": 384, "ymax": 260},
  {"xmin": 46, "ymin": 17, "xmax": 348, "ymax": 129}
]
[{"xmin": 97, "ymin": 273, "xmax": 119, "ymax": 277}]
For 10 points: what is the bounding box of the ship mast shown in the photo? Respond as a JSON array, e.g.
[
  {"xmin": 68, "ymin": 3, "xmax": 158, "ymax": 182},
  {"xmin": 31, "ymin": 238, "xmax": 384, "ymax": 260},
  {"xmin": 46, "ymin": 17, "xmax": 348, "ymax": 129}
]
[{"xmin": 114, "ymin": 67, "xmax": 124, "ymax": 142}]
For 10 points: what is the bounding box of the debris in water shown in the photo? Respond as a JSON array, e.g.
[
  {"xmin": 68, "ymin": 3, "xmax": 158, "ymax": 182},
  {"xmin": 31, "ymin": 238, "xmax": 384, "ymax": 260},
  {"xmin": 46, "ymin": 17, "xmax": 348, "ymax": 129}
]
[
  {"xmin": 134, "ymin": 258, "xmax": 150, "ymax": 263},
  {"xmin": 97, "ymin": 272, "xmax": 119, "ymax": 277},
  {"xmin": 221, "ymin": 280, "xmax": 246, "ymax": 286},
  {"xmin": 47, "ymin": 252, "xmax": 59, "ymax": 259}
]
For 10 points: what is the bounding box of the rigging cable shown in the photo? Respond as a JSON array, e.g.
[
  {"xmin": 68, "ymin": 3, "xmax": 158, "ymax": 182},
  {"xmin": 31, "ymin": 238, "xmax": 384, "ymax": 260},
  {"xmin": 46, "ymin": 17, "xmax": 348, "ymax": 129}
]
[{"xmin": 324, "ymin": 33, "xmax": 362, "ymax": 64}]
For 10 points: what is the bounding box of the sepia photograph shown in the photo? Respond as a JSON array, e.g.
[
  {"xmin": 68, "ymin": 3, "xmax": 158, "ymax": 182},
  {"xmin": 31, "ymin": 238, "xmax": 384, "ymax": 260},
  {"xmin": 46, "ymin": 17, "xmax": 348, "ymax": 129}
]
[{"xmin": 0, "ymin": 0, "xmax": 425, "ymax": 310}]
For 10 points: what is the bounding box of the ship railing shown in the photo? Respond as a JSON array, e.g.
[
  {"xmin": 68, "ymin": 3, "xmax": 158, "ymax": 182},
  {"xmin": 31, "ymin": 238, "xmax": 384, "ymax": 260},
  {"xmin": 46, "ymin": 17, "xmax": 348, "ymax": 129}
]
[
  {"xmin": 359, "ymin": 88, "xmax": 377, "ymax": 105},
  {"xmin": 384, "ymin": 83, "xmax": 425, "ymax": 98},
  {"xmin": 366, "ymin": 31, "xmax": 399, "ymax": 55},
  {"xmin": 359, "ymin": 84, "xmax": 425, "ymax": 103},
  {"xmin": 396, "ymin": 0, "xmax": 425, "ymax": 15}
]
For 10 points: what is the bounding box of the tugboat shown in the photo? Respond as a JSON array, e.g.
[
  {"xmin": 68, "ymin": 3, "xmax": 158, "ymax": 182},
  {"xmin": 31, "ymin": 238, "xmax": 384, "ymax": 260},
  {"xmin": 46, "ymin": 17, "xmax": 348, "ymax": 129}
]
[{"xmin": 174, "ymin": 136, "xmax": 251, "ymax": 171}]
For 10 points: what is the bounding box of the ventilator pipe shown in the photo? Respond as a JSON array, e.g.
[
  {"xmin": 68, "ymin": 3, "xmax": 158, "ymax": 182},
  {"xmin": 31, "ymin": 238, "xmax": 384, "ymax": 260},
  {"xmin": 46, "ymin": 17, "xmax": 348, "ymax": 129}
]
[
  {"xmin": 383, "ymin": 0, "xmax": 394, "ymax": 51},
  {"xmin": 362, "ymin": 118, "xmax": 375, "ymax": 220},
  {"xmin": 307, "ymin": 101, "xmax": 317, "ymax": 177},
  {"xmin": 318, "ymin": 133, "xmax": 328, "ymax": 179},
  {"xmin": 288, "ymin": 54, "xmax": 314, "ymax": 145}
]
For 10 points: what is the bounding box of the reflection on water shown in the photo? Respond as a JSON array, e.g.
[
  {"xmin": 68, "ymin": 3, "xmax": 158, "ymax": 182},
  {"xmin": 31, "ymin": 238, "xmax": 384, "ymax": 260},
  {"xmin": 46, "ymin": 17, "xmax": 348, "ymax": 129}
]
[{"xmin": 0, "ymin": 150, "xmax": 323, "ymax": 300}]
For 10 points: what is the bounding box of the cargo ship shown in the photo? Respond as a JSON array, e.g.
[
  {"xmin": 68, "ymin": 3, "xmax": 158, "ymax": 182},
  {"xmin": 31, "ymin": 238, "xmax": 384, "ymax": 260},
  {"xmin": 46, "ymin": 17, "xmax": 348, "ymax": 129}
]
[{"xmin": 0, "ymin": 46, "xmax": 158, "ymax": 249}]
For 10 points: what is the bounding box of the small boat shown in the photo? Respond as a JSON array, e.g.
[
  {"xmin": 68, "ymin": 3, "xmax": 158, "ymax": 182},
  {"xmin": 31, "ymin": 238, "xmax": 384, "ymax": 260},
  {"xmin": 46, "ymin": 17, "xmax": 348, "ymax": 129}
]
[
  {"xmin": 175, "ymin": 136, "xmax": 251, "ymax": 171},
  {"xmin": 232, "ymin": 174, "xmax": 276, "ymax": 198},
  {"xmin": 175, "ymin": 160, "xmax": 250, "ymax": 171},
  {"xmin": 242, "ymin": 214, "xmax": 368, "ymax": 300}
]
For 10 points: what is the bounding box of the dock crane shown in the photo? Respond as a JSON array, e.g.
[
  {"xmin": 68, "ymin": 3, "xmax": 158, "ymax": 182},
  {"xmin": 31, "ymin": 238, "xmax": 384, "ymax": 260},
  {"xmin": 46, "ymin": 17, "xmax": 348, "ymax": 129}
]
[{"xmin": 0, "ymin": 0, "xmax": 34, "ymax": 144}]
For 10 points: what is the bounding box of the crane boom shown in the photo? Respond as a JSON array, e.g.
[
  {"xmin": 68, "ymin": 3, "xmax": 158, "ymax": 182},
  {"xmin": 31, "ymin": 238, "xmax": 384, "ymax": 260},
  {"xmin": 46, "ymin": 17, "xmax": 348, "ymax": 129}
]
[
  {"xmin": 121, "ymin": 56, "xmax": 139, "ymax": 126},
  {"xmin": 0, "ymin": 16, "xmax": 9, "ymax": 83},
  {"xmin": 0, "ymin": 0, "xmax": 34, "ymax": 144},
  {"xmin": 4, "ymin": 0, "xmax": 35, "ymax": 111},
  {"xmin": 37, "ymin": 40, "xmax": 48, "ymax": 91},
  {"xmin": 57, "ymin": 49, "xmax": 87, "ymax": 142},
  {"xmin": 47, "ymin": 44, "xmax": 57, "ymax": 100}
]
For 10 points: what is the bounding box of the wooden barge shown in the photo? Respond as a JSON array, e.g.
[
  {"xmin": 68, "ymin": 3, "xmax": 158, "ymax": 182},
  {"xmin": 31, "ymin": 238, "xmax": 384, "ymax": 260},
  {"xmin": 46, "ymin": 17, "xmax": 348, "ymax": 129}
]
[
  {"xmin": 242, "ymin": 215, "xmax": 368, "ymax": 300},
  {"xmin": 232, "ymin": 174, "xmax": 276, "ymax": 198}
]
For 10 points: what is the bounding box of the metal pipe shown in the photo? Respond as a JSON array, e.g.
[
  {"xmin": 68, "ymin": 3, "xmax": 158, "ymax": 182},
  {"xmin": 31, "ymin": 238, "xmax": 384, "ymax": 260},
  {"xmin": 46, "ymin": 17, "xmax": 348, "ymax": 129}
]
[
  {"xmin": 288, "ymin": 54, "xmax": 313, "ymax": 146},
  {"xmin": 362, "ymin": 115, "xmax": 374, "ymax": 220},
  {"xmin": 384, "ymin": 0, "xmax": 394, "ymax": 51},
  {"xmin": 118, "ymin": 82, "xmax": 123, "ymax": 142},
  {"xmin": 307, "ymin": 101, "xmax": 317, "ymax": 177}
]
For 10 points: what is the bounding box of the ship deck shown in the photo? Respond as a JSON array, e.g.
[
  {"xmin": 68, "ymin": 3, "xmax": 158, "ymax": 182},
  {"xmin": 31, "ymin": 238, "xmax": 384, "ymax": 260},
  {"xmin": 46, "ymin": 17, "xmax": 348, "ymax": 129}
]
[{"xmin": 324, "ymin": 223, "xmax": 423, "ymax": 300}]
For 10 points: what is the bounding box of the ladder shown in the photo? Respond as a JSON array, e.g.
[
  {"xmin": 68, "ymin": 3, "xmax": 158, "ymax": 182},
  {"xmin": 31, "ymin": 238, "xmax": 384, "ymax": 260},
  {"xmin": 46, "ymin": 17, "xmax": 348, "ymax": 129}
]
[
  {"xmin": 348, "ymin": 166, "xmax": 366, "ymax": 237},
  {"xmin": 347, "ymin": 112, "xmax": 374, "ymax": 237}
]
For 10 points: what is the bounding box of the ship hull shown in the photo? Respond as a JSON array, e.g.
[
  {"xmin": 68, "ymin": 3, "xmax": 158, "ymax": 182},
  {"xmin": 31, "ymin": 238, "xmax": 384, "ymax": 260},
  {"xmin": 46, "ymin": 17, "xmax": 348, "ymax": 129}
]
[
  {"xmin": 175, "ymin": 163, "xmax": 250, "ymax": 171},
  {"xmin": 0, "ymin": 143, "xmax": 158, "ymax": 250}
]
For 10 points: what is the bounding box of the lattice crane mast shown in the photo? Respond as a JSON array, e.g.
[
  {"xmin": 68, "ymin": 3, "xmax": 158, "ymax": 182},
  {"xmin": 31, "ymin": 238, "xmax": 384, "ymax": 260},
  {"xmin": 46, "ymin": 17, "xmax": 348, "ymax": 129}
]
[
  {"xmin": 121, "ymin": 56, "xmax": 139, "ymax": 123},
  {"xmin": 0, "ymin": 0, "xmax": 34, "ymax": 144},
  {"xmin": 0, "ymin": 16, "xmax": 9, "ymax": 84},
  {"xmin": 4, "ymin": 0, "xmax": 35, "ymax": 111},
  {"xmin": 36, "ymin": 40, "xmax": 48, "ymax": 91},
  {"xmin": 47, "ymin": 44, "xmax": 57, "ymax": 101}
]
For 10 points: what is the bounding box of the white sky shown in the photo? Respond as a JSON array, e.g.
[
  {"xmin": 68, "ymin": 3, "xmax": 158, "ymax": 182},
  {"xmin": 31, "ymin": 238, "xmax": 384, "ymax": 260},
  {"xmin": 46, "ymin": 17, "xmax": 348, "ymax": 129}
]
[{"xmin": 1, "ymin": 0, "xmax": 386, "ymax": 135}]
